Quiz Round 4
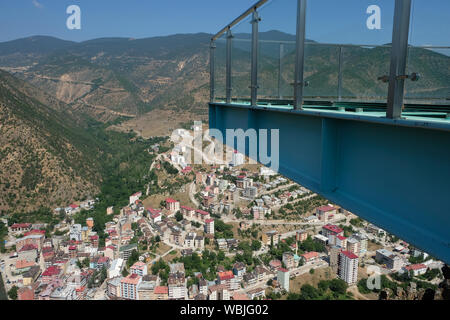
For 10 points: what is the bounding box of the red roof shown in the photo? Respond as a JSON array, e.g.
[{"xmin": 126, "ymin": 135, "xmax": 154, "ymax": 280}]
[
  {"xmin": 154, "ymin": 286, "xmax": 168, "ymax": 294},
  {"xmin": 301, "ymin": 251, "xmax": 319, "ymax": 260},
  {"xmin": 98, "ymin": 257, "xmax": 109, "ymax": 263},
  {"xmin": 69, "ymin": 245, "xmax": 77, "ymax": 250},
  {"xmin": 278, "ymin": 268, "xmax": 289, "ymax": 273},
  {"xmin": 147, "ymin": 208, "xmax": 161, "ymax": 215},
  {"xmin": 24, "ymin": 229, "xmax": 46, "ymax": 236},
  {"xmin": 69, "ymin": 204, "xmax": 79, "ymax": 209},
  {"xmin": 19, "ymin": 244, "xmax": 38, "ymax": 252},
  {"xmin": 90, "ymin": 235, "xmax": 99, "ymax": 240},
  {"xmin": 166, "ymin": 198, "xmax": 178, "ymax": 203},
  {"xmin": 181, "ymin": 205, "xmax": 194, "ymax": 211},
  {"xmin": 205, "ymin": 219, "xmax": 214, "ymax": 223},
  {"xmin": 218, "ymin": 271, "xmax": 234, "ymax": 281},
  {"xmin": 317, "ymin": 205, "xmax": 335, "ymax": 212},
  {"xmin": 323, "ymin": 224, "xmax": 343, "ymax": 234},
  {"xmin": 11, "ymin": 223, "xmax": 32, "ymax": 229},
  {"xmin": 341, "ymin": 251, "xmax": 358, "ymax": 259},
  {"xmin": 269, "ymin": 260, "xmax": 282, "ymax": 267},
  {"xmin": 121, "ymin": 273, "xmax": 141, "ymax": 285},
  {"xmin": 42, "ymin": 266, "xmax": 60, "ymax": 277},
  {"xmin": 196, "ymin": 209, "xmax": 209, "ymax": 216},
  {"xmin": 336, "ymin": 235, "xmax": 347, "ymax": 241},
  {"xmin": 405, "ymin": 264, "xmax": 427, "ymax": 271},
  {"xmin": 151, "ymin": 213, "xmax": 161, "ymax": 219}
]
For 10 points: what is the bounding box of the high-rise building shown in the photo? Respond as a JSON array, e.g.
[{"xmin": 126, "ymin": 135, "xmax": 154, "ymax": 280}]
[
  {"xmin": 277, "ymin": 268, "xmax": 290, "ymax": 292},
  {"xmin": 204, "ymin": 219, "xmax": 214, "ymax": 234},
  {"xmin": 352, "ymin": 233, "xmax": 368, "ymax": 255},
  {"xmin": 346, "ymin": 238, "xmax": 360, "ymax": 255},
  {"xmin": 231, "ymin": 150, "xmax": 244, "ymax": 166},
  {"xmin": 329, "ymin": 246, "xmax": 341, "ymax": 274},
  {"xmin": 338, "ymin": 251, "xmax": 359, "ymax": 285},
  {"xmin": 120, "ymin": 274, "xmax": 142, "ymax": 300}
]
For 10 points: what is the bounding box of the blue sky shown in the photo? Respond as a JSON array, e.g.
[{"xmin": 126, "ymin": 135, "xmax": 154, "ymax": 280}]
[{"xmin": 0, "ymin": 0, "xmax": 448, "ymax": 46}]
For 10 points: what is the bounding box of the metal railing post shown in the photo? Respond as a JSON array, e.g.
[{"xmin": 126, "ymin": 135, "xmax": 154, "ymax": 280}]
[
  {"xmin": 278, "ymin": 43, "xmax": 284, "ymax": 99},
  {"xmin": 337, "ymin": 46, "xmax": 343, "ymax": 102},
  {"xmin": 294, "ymin": 0, "xmax": 307, "ymax": 110},
  {"xmin": 250, "ymin": 9, "xmax": 260, "ymax": 106},
  {"xmin": 386, "ymin": 0, "xmax": 412, "ymax": 119},
  {"xmin": 210, "ymin": 40, "xmax": 216, "ymax": 103},
  {"xmin": 226, "ymin": 28, "xmax": 233, "ymax": 104}
]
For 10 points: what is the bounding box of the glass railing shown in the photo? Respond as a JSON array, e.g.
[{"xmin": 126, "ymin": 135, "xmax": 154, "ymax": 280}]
[
  {"xmin": 214, "ymin": 34, "xmax": 227, "ymax": 102},
  {"xmin": 209, "ymin": 0, "xmax": 450, "ymax": 118},
  {"xmin": 404, "ymin": 0, "xmax": 450, "ymax": 106}
]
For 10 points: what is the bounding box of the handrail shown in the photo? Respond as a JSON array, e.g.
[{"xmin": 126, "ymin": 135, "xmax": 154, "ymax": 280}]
[
  {"xmin": 216, "ymin": 37, "xmax": 450, "ymax": 50},
  {"xmin": 211, "ymin": 0, "xmax": 269, "ymax": 41},
  {"xmin": 210, "ymin": 0, "xmax": 450, "ymax": 116}
]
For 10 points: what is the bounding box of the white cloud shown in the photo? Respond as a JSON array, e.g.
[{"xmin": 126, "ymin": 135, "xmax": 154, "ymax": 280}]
[{"xmin": 32, "ymin": 0, "xmax": 43, "ymax": 8}]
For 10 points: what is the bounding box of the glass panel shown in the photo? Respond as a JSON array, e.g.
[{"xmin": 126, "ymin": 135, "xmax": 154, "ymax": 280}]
[
  {"xmin": 304, "ymin": 0, "xmax": 395, "ymax": 104},
  {"xmin": 257, "ymin": 0, "xmax": 297, "ymax": 103},
  {"xmin": 231, "ymin": 16, "xmax": 252, "ymax": 102},
  {"xmin": 405, "ymin": 0, "xmax": 450, "ymax": 105},
  {"xmin": 340, "ymin": 44, "xmax": 391, "ymax": 103},
  {"xmin": 214, "ymin": 34, "xmax": 227, "ymax": 102}
]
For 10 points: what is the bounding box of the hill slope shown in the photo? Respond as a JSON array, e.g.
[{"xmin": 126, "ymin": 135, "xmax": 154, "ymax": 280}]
[
  {"xmin": 0, "ymin": 32, "xmax": 448, "ymax": 123},
  {"xmin": 0, "ymin": 70, "xmax": 102, "ymax": 213}
]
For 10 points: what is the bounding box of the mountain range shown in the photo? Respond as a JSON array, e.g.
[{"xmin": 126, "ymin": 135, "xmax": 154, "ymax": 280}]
[{"xmin": 0, "ymin": 31, "xmax": 448, "ymax": 212}]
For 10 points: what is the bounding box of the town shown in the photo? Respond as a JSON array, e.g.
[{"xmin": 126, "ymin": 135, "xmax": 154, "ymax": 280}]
[{"xmin": 0, "ymin": 135, "xmax": 446, "ymax": 301}]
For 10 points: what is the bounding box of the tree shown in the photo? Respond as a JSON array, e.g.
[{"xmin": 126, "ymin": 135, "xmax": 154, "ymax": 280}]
[
  {"xmin": 251, "ymin": 240, "xmax": 262, "ymax": 251},
  {"xmin": 8, "ymin": 286, "xmax": 18, "ymax": 300},
  {"xmin": 122, "ymin": 268, "xmax": 129, "ymax": 277},
  {"xmin": 300, "ymin": 284, "xmax": 320, "ymax": 300},
  {"xmin": 329, "ymin": 278, "xmax": 348, "ymax": 295},
  {"xmin": 218, "ymin": 250, "xmax": 225, "ymax": 261},
  {"xmin": 309, "ymin": 268, "xmax": 315, "ymax": 274},
  {"xmin": 175, "ymin": 211, "xmax": 183, "ymax": 222},
  {"xmin": 127, "ymin": 249, "xmax": 139, "ymax": 268}
]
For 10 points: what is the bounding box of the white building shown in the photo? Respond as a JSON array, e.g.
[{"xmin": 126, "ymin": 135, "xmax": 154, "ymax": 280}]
[
  {"xmin": 129, "ymin": 192, "xmax": 142, "ymax": 205},
  {"xmin": 338, "ymin": 251, "xmax": 359, "ymax": 285},
  {"xmin": 260, "ymin": 167, "xmax": 276, "ymax": 176},
  {"xmin": 230, "ymin": 150, "xmax": 244, "ymax": 166},
  {"xmin": 130, "ymin": 261, "xmax": 148, "ymax": 277},
  {"xmin": 277, "ymin": 268, "xmax": 290, "ymax": 292},
  {"xmin": 204, "ymin": 219, "xmax": 214, "ymax": 235},
  {"xmin": 69, "ymin": 224, "xmax": 82, "ymax": 242},
  {"xmin": 402, "ymin": 263, "xmax": 428, "ymax": 276},
  {"xmin": 108, "ymin": 258, "xmax": 124, "ymax": 279}
]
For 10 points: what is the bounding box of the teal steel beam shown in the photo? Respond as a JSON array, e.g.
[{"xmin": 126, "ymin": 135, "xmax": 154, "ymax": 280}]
[{"xmin": 209, "ymin": 102, "xmax": 450, "ymax": 263}]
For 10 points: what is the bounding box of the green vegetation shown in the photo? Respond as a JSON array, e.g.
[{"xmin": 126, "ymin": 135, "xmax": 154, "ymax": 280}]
[
  {"xmin": 76, "ymin": 258, "xmax": 90, "ymax": 269},
  {"xmin": 288, "ymin": 279, "xmax": 351, "ymax": 300},
  {"xmin": 214, "ymin": 219, "xmax": 234, "ymax": 239},
  {"xmin": 72, "ymin": 128, "xmax": 165, "ymax": 246},
  {"xmin": 408, "ymin": 253, "xmax": 432, "ymax": 264},
  {"xmin": 126, "ymin": 250, "xmax": 140, "ymax": 268},
  {"xmin": 7, "ymin": 286, "xmax": 18, "ymax": 300},
  {"xmin": 0, "ymin": 222, "xmax": 7, "ymax": 253},
  {"xmin": 162, "ymin": 161, "xmax": 179, "ymax": 175},
  {"xmin": 0, "ymin": 272, "xmax": 7, "ymax": 300},
  {"xmin": 151, "ymin": 259, "xmax": 170, "ymax": 285},
  {"xmin": 175, "ymin": 211, "xmax": 183, "ymax": 222}
]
